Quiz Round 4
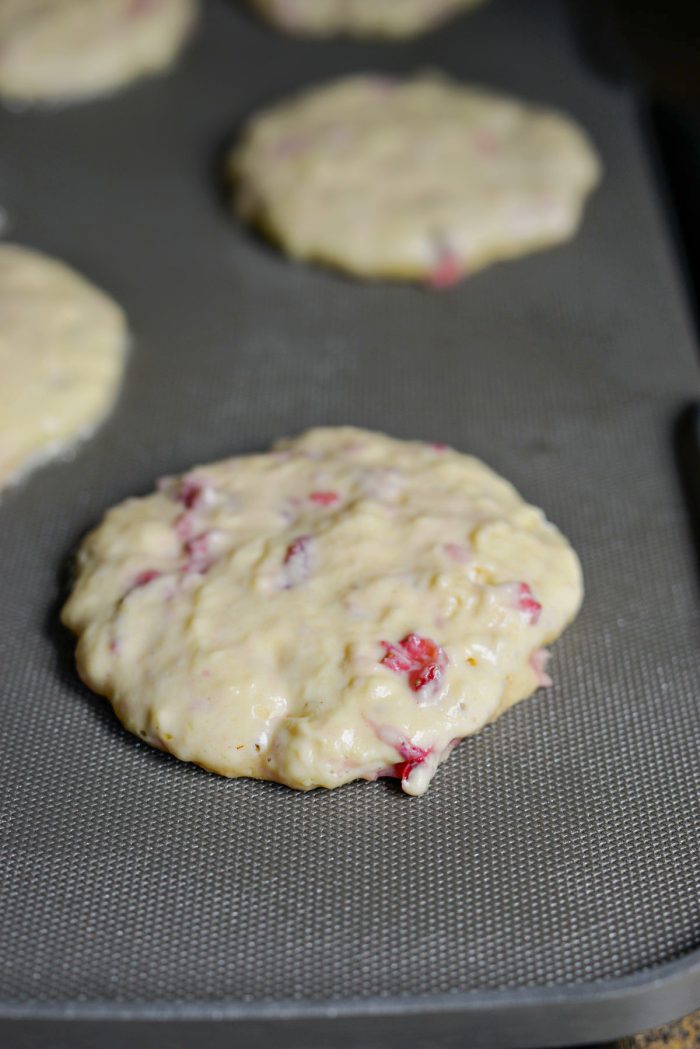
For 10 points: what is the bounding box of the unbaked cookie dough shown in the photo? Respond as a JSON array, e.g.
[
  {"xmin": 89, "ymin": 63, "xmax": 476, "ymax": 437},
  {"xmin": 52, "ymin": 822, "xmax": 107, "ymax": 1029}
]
[
  {"xmin": 247, "ymin": 0, "xmax": 484, "ymax": 38},
  {"xmin": 0, "ymin": 0, "xmax": 197, "ymax": 105},
  {"xmin": 228, "ymin": 74, "xmax": 601, "ymax": 285},
  {"xmin": 62, "ymin": 427, "xmax": 583, "ymax": 796},
  {"xmin": 0, "ymin": 244, "xmax": 127, "ymax": 489}
]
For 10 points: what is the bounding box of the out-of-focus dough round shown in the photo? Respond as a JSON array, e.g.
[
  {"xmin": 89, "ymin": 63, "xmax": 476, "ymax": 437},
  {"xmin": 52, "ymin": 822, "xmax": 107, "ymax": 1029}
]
[
  {"xmin": 247, "ymin": 0, "xmax": 484, "ymax": 38},
  {"xmin": 62, "ymin": 427, "xmax": 583, "ymax": 796},
  {"xmin": 0, "ymin": 244, "xmax": 127, "ymax": 489},
  {"xmin": 228, "ymin": 74, "xmax": 601, "ymax": 285},
  {"xmin": 0, "ymin": 0, "xmax": 197, "ymax": 105}
]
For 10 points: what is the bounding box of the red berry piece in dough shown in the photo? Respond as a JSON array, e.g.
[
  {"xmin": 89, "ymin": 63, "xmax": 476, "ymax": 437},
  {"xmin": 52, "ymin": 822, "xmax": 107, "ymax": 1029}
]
[
  {"xmin": 393, "ymin": 739, "xmax": 432, "ymax": 783},
  {"xmin": 517, "ymin": 582, "xmax": 542, "ymax": 624},
  {"xmin": 427, "ymin": 249, "xmax": 462, "ymax": 289},
  {"xmin": 177, "ymin": 476, "xmax": 206, "ymax": 510},
  {"xmin": 309, "ymin": 490, "xmax": 339, "ymax": 506},
  {"xmin": 380, "ymin": 633, "xmax": 448, "ymax": 693},
  {"xmin": 133, "ymin": 569, "xmax": 160, "ymax": 588}
]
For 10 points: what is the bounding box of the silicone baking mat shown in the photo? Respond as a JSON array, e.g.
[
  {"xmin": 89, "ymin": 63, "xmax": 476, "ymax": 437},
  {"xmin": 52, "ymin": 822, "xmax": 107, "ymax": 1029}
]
[{"xmin": 0, "ymin": 1, "xmax": 698, "ymax": 1046}]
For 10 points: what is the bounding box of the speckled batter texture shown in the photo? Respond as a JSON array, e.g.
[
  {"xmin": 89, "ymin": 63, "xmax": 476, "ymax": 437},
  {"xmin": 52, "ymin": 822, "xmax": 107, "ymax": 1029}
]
[
  {"xmin": 0, "ymin": 244, "xmax": 127, "ymax": 490},
  {"xmin": 0, "ymin": 0, "xmax": 197, "ymax": 105},
  {"xmin": 62, "ymin": 427, "xmax": 583, "ymax": 796},
  {"xmin": 247, "ymin": 0, "xmax": 484, "ymax": 38},
  {"xmin": 228, "ymin": 74, "xmax": 601, "ymax": 285}
]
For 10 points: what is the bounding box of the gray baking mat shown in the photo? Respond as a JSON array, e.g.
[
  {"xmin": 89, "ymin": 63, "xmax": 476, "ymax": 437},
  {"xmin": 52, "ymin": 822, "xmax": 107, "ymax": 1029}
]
[{"xmin": 0, "ymin": 0, "xmax": 699, "ymax": 1036}]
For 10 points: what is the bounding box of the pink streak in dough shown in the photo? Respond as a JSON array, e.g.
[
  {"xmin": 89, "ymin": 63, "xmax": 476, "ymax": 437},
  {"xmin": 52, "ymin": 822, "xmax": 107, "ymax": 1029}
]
[
  {"xmin": 182, "ymin": 532, "xmax": 217, "ymax": 575},
  {"xmin": 282, "ymin": 535, "xmax": 313, "ymax": 588},
  {"xmin": 530, "ymin": 648, "xmax": 553, "ymax": 688}
]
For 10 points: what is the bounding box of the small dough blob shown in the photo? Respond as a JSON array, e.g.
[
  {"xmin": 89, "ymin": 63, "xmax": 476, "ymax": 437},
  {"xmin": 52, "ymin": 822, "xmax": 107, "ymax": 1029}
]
[
  {"xmin": 0, "ymin": 244, "xmax": 127, "ymax": 489},
  {"xmin": 62, "ymin": 427, "xmax": 583, "ymax": 796},
  {"xmin": 247, "ymin": 0, "xmax": 484, "ymax": 38},
  {"xmin": 0, "ymin": 0, "xmax": 197, "ymax": 105},
  {"xmin": 228, "ymin": 74, "xmax": 601, "ymax": 285}
]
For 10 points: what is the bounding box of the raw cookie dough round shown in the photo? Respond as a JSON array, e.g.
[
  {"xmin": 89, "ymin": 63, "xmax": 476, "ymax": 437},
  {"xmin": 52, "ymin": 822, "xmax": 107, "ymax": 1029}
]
[
  {"xmin": 228, "ymin": 74, "xmax": 601, "ymax": 285},
  {"xmin": 0, "ymin": 244, "xmax": 127, "ymax": 489},
  {"xmin": 247, "ymin": 0, "xmax": 484, "ymax": 38},
  {"xmin": 0, "ymin": 0, "xmax": 197, "ymax": 105},
  {"xmin": 62, "ymin": 427, "xmax": 583, "ymax": 796}
]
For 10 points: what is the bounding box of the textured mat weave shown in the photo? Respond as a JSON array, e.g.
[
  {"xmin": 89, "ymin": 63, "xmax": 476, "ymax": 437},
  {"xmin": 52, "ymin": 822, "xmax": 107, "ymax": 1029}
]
[{"xmin": 0, "ymin": 0, "xmax": 698, "ymax": 1025}]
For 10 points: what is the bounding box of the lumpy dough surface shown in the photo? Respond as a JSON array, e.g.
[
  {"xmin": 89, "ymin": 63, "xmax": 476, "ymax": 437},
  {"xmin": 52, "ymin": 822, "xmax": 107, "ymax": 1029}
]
[
  {"xmin": 0, "ymin": 244, "xmax": 127, "ymax": 489},
  {"xmin": 247, "ymin": 0, "xmax": 484, "ymax": 38},
  {"xmin": 0, "ymin": 0, "xmax": 197, "ymax": 104},
  {"xmin": 62, "ymin": 427, "xmax": 583, "ymax": 796},
  {"xmin": 229, "ymin": 74, "xmax": 601, "ymax": 285}
]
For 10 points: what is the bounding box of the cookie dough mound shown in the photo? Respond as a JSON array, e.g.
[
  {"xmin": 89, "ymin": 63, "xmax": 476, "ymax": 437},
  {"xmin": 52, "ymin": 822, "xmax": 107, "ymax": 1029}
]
[
  {"xmin": 0, "ymin": 244, "xmax": 127, "ymax": 489},
  {"xmin": 0, "ymin": 0, "xmax": 197, "ymax": 105},
  {"xmin": 247, "ymin": 0, "xmax": 484, "ymax": 38},
  {"xmin": 62, "ymin": 427, "xmax": 583, "ymax": 796},
  {"xmin": 228, "ymin": 74, "xmax": 601, "ymax": 285}
]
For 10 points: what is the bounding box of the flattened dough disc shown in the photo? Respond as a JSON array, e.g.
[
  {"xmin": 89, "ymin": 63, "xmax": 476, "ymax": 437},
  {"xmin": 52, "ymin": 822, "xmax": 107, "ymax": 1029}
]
[
  {"xmin": 247, "ymin": 0, "xmax": 485, "ymax": 38},
  {"xmin": 0, "ymin": 244, "xmax": 128, "ymax": 489},
  {"xmin": 62, "ymin": 427, "xmax": 583, "ymax": 796},
  {"xmin": 0, "ymin": 0, "xmax": 197, "ymax": 104},
  {"xmin": 229, "ymin": 74, "xmax": 601, "ymax": 285}
]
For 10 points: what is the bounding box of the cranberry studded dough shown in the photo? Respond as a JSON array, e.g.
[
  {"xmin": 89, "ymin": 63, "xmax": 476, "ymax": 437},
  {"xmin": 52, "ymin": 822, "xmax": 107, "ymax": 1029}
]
[
  {"xmin": 0, "ymin": 0, "xmax": 197, "ymax": 104},
  {"xmin": 229, "ymin": 74, "xmax": 601, "ymax": 286},
  {"xmin": 247, "ymin": 0, "xmax": 485, "ymax": 38},
  {"xmin": 0, "ymin": 244, "xmax": 127, "ymax": 491},
  {"xmin": 62, "ymin": 428, "xmax": 583, "ymax": 796}
]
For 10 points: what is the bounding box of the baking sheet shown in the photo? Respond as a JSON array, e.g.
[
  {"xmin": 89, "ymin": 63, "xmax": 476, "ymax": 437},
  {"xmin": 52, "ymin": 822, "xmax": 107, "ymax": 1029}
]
[{"xmin": 0, "ymin": 1, "xmax": 699, "ymax": 1047}]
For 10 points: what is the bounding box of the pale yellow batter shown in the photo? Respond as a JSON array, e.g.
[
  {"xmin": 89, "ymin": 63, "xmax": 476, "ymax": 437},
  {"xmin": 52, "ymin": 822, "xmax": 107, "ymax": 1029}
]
[
  {"xmin": 0, "ymin": 244, "xmax": 127, "ymax": 489},
  {"xmin": 0, "ymin": 0, "xmax": 197, "ymax": 105},
  {"xmin": 229, "ymin": 74, "xmax": 601, "ymax": 285},
  {"xmin": 62, "ymin": 428, "xmax": 583, "ymax": 796},
  {"xmin": 247, "ymin": 0, "xmax": 484, "ymax": 38}
]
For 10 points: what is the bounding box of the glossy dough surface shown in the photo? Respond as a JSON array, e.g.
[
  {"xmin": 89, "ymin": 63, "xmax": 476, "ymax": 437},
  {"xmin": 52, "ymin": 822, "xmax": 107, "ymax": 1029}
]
[
  {"xmin": 229, "ymin": 74, "xmax": 601, "ymax": 285},
  {"xmin": 0, "ymin": 244, "xmax": 127, "ymax": 490},
  {"xmin": 247, "ymin": 0, "xmax": 484, "ymax": 38},
  {"xmin": 62, "ymin": 428, "xmax": 583, "ymax": 796},
  {"xmin": 0, "ymin": 0, "xmax": 197, "ymax": 104}
]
